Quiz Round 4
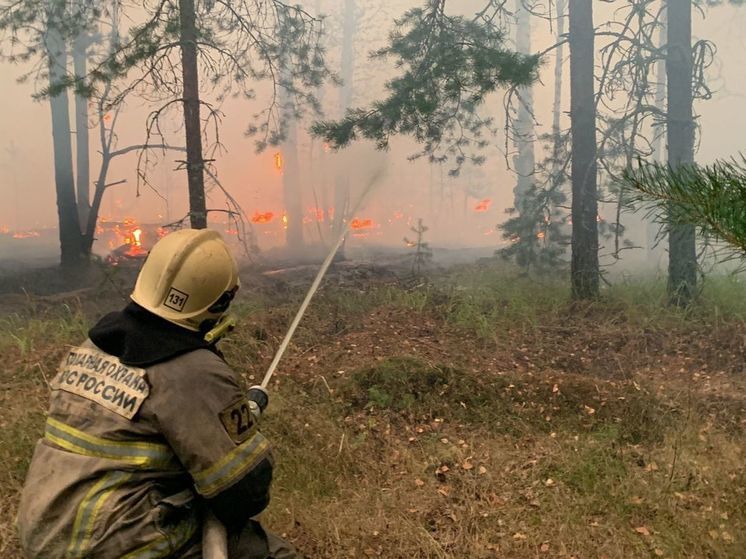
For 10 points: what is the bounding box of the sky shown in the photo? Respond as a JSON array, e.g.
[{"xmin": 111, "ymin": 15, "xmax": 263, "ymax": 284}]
[{"xmin": 0, "ymin": 0, "xmax": 745, "ymax": 256}]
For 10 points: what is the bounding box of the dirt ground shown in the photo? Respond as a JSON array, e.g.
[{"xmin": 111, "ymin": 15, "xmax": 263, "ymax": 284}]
[{"xmin": 1, "ymin": 259, "xmax": 744, "ymax": 558}]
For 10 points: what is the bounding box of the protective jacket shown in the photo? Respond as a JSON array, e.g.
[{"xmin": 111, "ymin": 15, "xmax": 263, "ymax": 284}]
[{"xmin": 17, "ymin": 304, "xmax": 273, "ymax": 558}]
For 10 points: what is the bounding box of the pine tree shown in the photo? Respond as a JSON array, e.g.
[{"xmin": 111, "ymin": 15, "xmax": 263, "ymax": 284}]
[
  {"xmin": 666, "ymin": 0, "xmax": 698, "ymax": 306},
  {"xmin": 569, "ymin": 0, "xmax": 599, "ymax": 299}
]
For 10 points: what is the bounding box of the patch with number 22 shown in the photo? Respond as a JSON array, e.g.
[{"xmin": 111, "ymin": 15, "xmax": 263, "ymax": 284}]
[{"xmin": 219, "ymin": 397, "xmax": 256, "ymax": 444}]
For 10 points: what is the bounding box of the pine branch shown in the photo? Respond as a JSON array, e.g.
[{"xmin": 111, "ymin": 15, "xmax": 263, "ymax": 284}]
[{"xmin": 624, "ymin": 156, "xmax": 746, "ymax": 253}]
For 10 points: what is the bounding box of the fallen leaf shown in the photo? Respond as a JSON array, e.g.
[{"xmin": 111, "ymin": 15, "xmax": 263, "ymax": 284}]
[
  {"xmin": 544, "ymin": 478, "xmax": 556, "ymax": 487},
  {"xmin": 462, "ymin": 460, "xmax": 474, "ymax": 471},
  {"xmin": 540, "ymin": 543, "xmax": 550, "ymax": 553},
  {"xmin": 414, "ymin": 478, "xmax": 425, "ymax": 487},
  {"xmin": 584, "ymin": 405, "xmax": 596, "ymax": 415},
  {"xmin": 478, "ymin": 466, "xmax": 488, "ymax": 475},
  {"xmin": 654, "ymin": 550, "xmax": 664, "ymax": 557},
  {"xmin": 512, "ymin": 532, "xmax": 527, "ymax": 541},
  {"xmin": 634, "ymin": 526, "xmax": 651, "ymax": 536}
]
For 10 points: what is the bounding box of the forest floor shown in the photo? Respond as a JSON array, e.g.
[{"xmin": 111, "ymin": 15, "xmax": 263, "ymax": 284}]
[{"xmin": 0, "ymin": 259, "xmax": 744, "ymax": 558}]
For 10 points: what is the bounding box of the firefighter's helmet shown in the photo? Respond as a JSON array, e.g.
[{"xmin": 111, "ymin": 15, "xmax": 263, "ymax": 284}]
[{"xmin": 131, "ymin": 229, "xmax": 239, "ymax": 331}]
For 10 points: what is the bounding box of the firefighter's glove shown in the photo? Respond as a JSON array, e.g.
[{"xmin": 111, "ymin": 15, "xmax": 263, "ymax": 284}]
[{"xmin": 247, "ymin": 385, "xmax": 269, "ymax": 422}]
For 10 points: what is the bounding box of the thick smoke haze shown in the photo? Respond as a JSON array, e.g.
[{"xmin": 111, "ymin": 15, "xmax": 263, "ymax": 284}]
[{"xmin": 0, "ymin": 1, "xmax": 744, "ymax": 262}]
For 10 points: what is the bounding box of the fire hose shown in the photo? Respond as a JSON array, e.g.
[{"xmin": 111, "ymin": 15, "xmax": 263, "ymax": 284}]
[{"xmin": 203, "ymin": 172, "xmax": 382, "ymax": 558}]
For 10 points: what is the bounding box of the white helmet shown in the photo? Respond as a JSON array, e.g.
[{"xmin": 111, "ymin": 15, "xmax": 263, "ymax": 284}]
[{"xmin": 131, "ymin": 229, "xmax": 239, "ymax": 331}]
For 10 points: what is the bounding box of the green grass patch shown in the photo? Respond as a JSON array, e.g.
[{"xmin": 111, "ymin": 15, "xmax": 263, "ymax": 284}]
[{"xmin": 340, "ymin": 356, "xmax": 671, "ymax": 445}]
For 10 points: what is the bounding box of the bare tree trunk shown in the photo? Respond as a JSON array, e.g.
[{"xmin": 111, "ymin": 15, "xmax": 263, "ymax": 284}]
[
  {"xmin": 332, "ymin": 0, "xmax": 356, "ymax": 258},
  {"xmin": 552, "ymin": 0, "xmax": 566, "ymax": 142},
  {"xmin": 569, "ymin": 0, "xmax": 599, "ymax": 299},
  {"xmin": 73, "ymin": 12, "xmax": 90, "ymax": 228},
  {"xmin": 512, "ymin": 0, "xmax": 535, "ymax": 234},
  {"xmin": 179, "ymin": 0, "xmax": 207, "ymax": 229},
  {"xmin": 666, "ymin": 0, "xmax": 697, "ymax": 306},
  {"xmin": 647, "ymin": 4, "xmax": 667, "ymax": 262},
  {"xmin": 47, "ymin": 0, "xmax": 83, "ymax": 267},
  {"xmin": 281, "ymin": 86, "xmax": 304, "ymax": 250}
]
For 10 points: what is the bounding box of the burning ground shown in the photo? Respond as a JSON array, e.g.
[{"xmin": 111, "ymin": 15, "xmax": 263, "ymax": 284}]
[{"xmin": 1, "ymin": 262, "xmax": 744, "ymax": 558}]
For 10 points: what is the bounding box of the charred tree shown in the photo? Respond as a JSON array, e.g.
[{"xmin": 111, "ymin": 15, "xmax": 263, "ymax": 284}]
[
  {"xmin": 46, "ymin": 0, "xmax": 83, "ymax": 267},
  {"xmin": 666, "ymin": 0, "xmax": 697, "ymax": 305},
  {"xmin": 179, "ymin": 0, "xmax": 208, "ymax": 229},
  {"xmin": 569, "ymin": 0, "xmax": 599, "ymax": 298}
]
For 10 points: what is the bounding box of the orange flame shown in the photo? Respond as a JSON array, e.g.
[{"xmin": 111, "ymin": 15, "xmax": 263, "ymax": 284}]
[
  {"xmin": 251, "ymin": 211, "xmax": 275, "ymax": 224},
  {"xmin": 475, "ymin": 199, "xmax": 492, "ymax": 213},
  {"xmin": 350, "ymin": 218, "xmax": 375, "ymax": 230},
  {"xmin": 274, "ymin": 152, "xmax": 284, "ymax": 174},
  {"xmin": 123, "ymin": 226, "xmax": 146, "ymax": 257}
]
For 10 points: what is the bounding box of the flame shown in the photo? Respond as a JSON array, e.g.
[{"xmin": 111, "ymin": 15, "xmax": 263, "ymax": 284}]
[
  {"xmin": 123, "ymin": 226, "xmax": 146, "ymax": 257},
  {"xmin": 0, "ymin": 225, "xmax": 9, "ymax": 234},
  {"xmin": 251, "ymin": 211, "xmax": 275, "ymax": 224},
  {"xmin": 282, "ymin": 214, "xmax": 288, "ymax": 229},
  {"xmin": 12, "ymin": 231, "xmax": 41, "ymax": 239},
  {"xmin": 350, "ymin": 218, "xmax": 375, "ymax": 230},
  {"xmin": 475, "ymin": 199, "xmax": 492, "ymax": 213},
  {"xmin": 274, "ymin": 152, "xmax": 284, "ymax": 174}
]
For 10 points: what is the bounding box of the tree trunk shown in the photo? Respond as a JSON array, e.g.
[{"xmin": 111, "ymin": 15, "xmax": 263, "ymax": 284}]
[
  {"xmin": 179, "ymin": 0, "xmax": 207, "ymax": 229},
  {"xmin": 331, "ymin": 0, "xmax": 356, "ymax": 257},
  {"xmin": 666, "ymin": 0, "xmax": 697, "ymax": 306},
  {"xmin": 569, "ymin": 0, "xmax": 599, "ymax": 299},
  {"xmin": 552, "ymin": 0, "xmax": 566, "ymax": 142},
  {"xmin": 512, "ymin": 0, "xmax": 536, "ymax": 261},
  {"xmin": 281, "ymin": 90, "xmax": 304, "ymax": 250},
  {"xmin": 647, "ymin": 4, "xmax": 667, "ymax": 262},
  {"xmin": 73, "ymin": 19, "xmax": 90, "ymax": 228},
  {"xmin": 47, "ymin": 0, "xmax": 83, "ymax": 268}
]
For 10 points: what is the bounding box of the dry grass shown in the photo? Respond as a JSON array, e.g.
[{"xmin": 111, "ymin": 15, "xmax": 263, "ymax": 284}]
[{"xmin": 0, "ymin": 265, "xmax": 744, "ymax": 558}]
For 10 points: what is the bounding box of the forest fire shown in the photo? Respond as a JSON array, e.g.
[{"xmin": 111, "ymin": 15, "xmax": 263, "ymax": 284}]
[
  {"xmin": 251, "ymin": 211, "xmax": 275, "ymax": 224},
  {"xmin": 103, "ymin": 219, "xmax": 161, "ymax": 265},
  {"xmin": 274, "ymin": 152, "xmax": 284, "ymax": 174},
  {"xmin": 350, "ymin": 218, "xmax": 375, "ymax": 230},
  {"xmin": 474, "ymin": 199, "xmax": 492, "ymax": 212}
]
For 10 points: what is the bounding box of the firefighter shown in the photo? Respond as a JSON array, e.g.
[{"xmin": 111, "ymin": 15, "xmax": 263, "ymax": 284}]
[{"xmin": 17, "ymin": 228, "xmax": 298, "ymax": 558}]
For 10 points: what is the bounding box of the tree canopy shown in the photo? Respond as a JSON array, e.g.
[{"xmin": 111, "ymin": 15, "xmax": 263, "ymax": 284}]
[{"xmin": 312, "ymin": 0, "xmax": 539, "ymax": 173}]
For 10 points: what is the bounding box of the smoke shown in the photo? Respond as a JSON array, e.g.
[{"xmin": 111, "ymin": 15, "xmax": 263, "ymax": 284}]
[{"xmin": 1, "ymin": 1, "xmax": 745, "ymax": 272}]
